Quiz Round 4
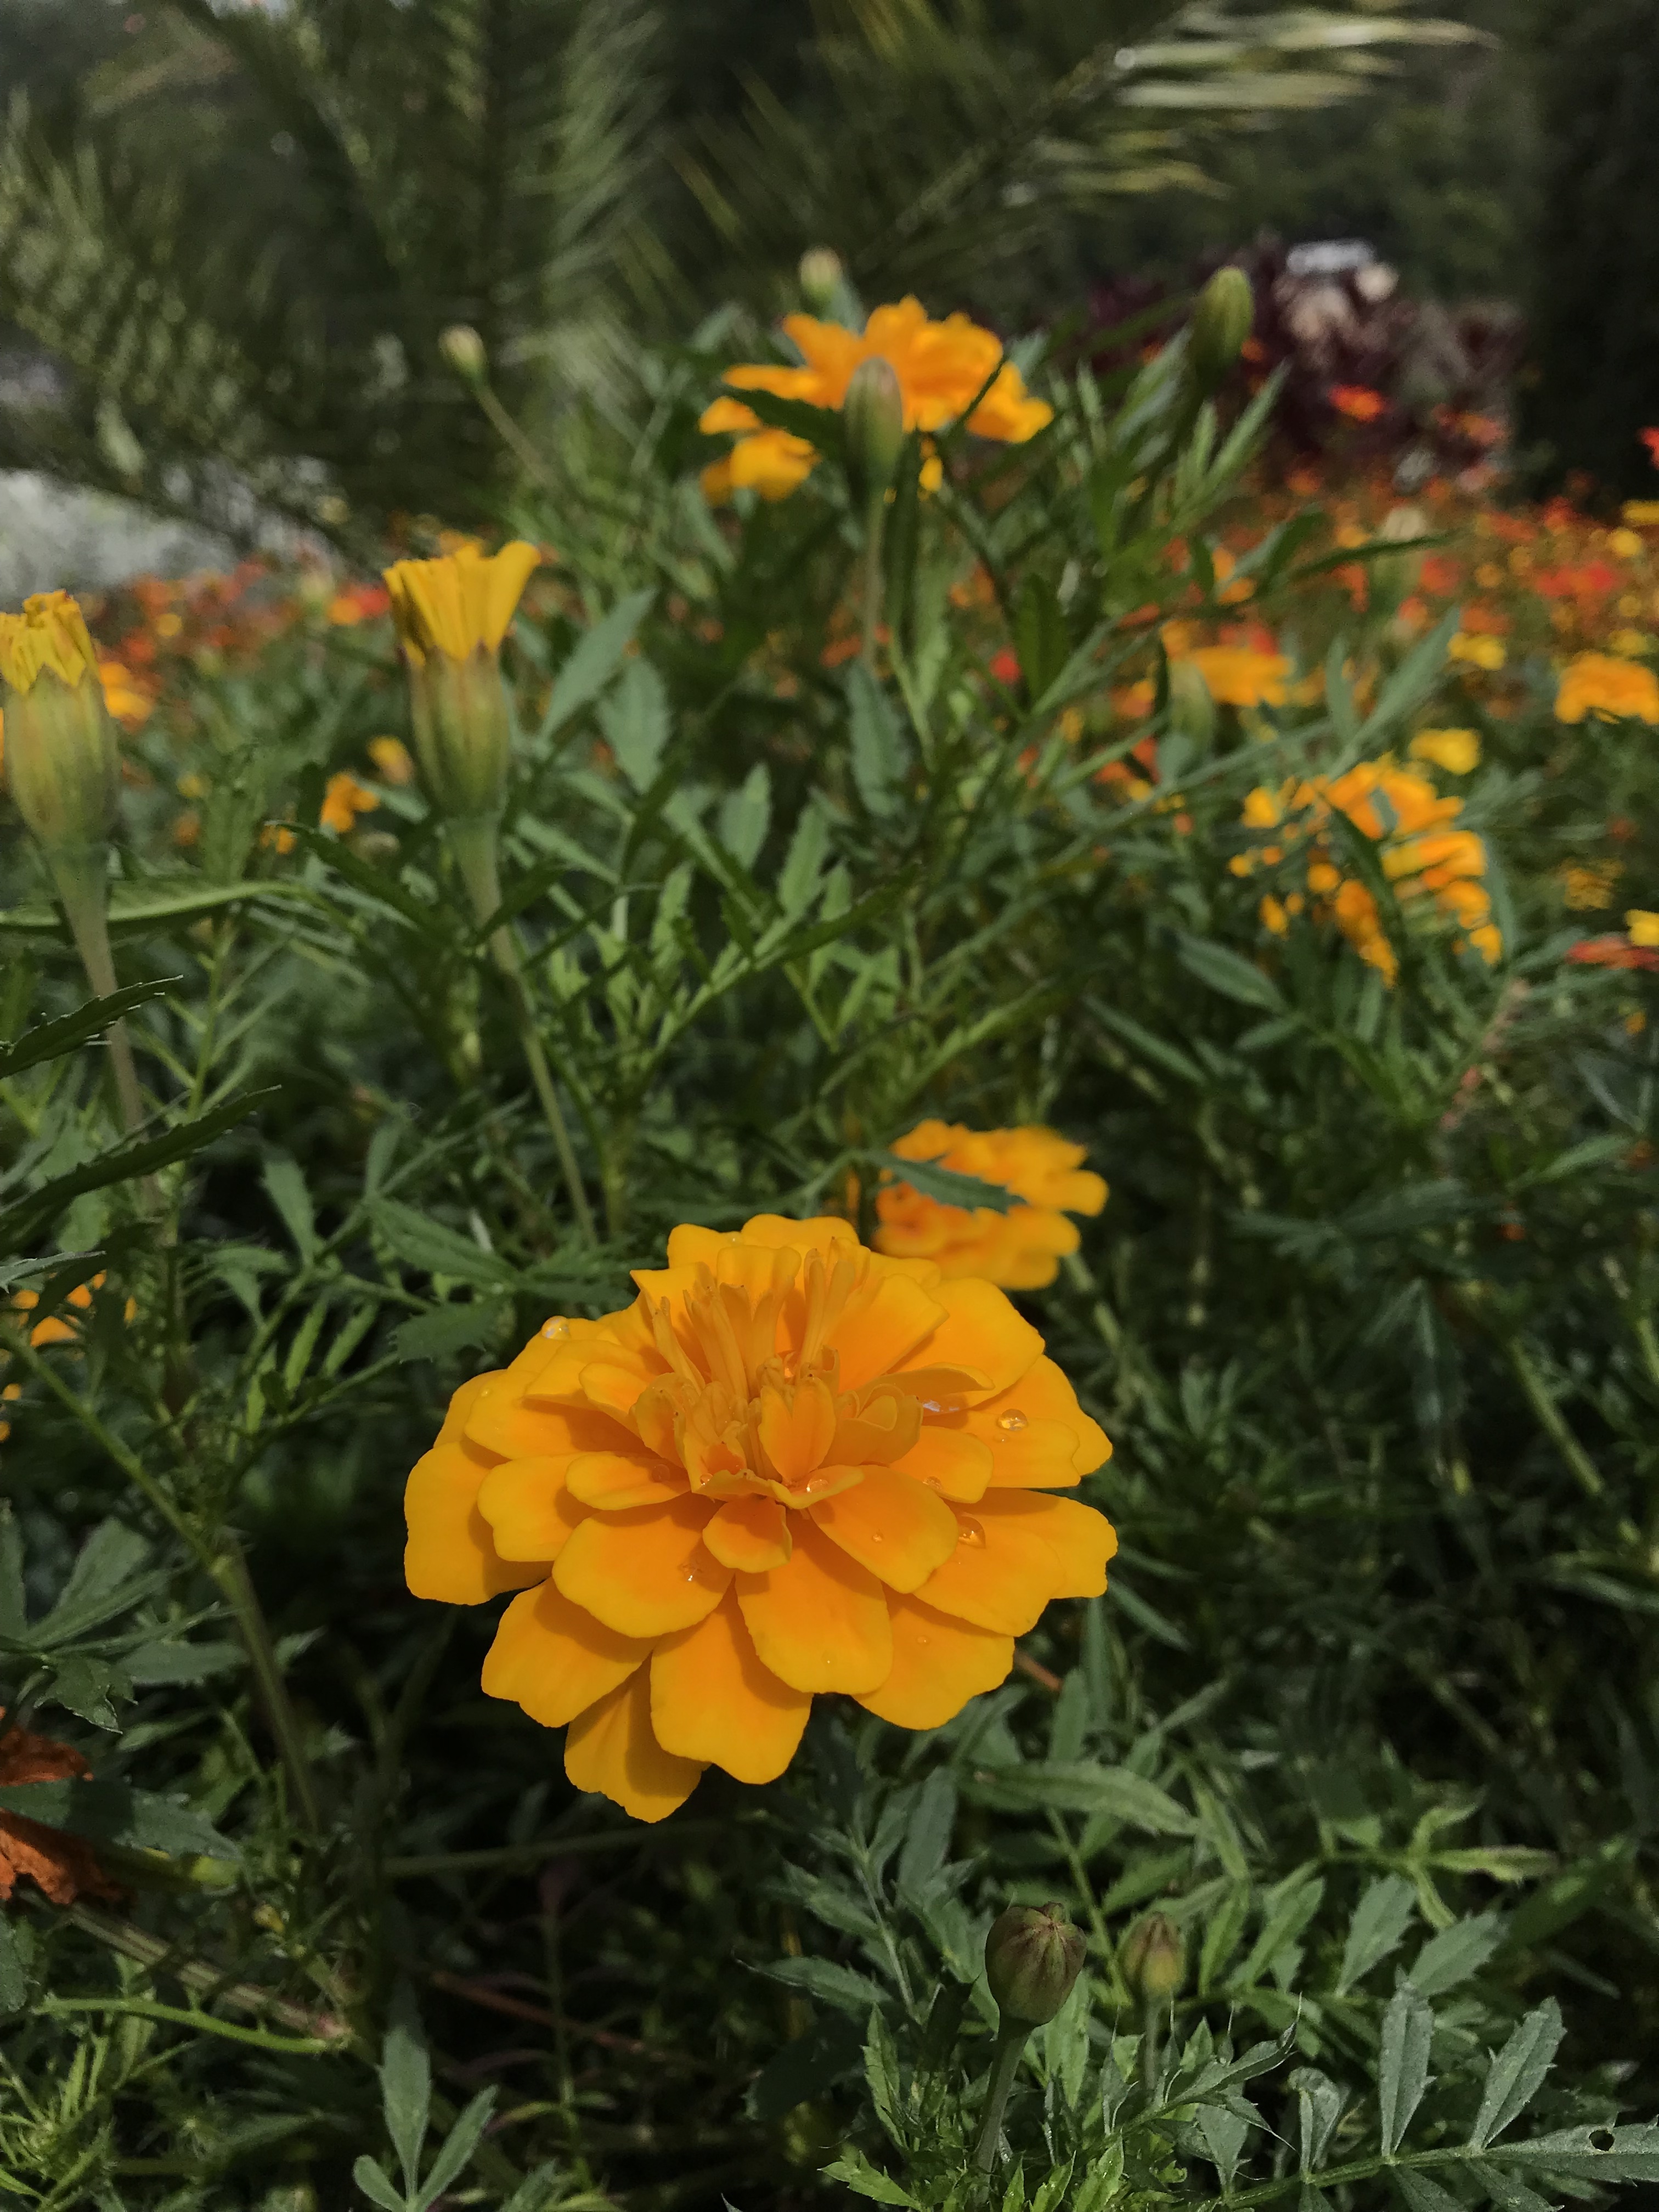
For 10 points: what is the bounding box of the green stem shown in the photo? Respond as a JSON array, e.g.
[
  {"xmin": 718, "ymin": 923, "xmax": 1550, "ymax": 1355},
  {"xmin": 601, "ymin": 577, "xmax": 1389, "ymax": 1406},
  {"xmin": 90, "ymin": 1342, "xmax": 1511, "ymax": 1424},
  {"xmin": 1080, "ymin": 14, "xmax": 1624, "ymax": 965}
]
[
  {"xmin": 973, "ymin": 2018, "xmax": 1031, "ymax": 2174},
  {"xmin": 1141, "ymin": 1996, "xmax": 1163, "ymax": 2099},
  {"xmin": 1504, "ymin": 1331, "xmax": 1605, "ymax": 1502},
  {"xmin": 64, "ymin": 1904, "xmax": 347, "ymax": 2041},
  {"xmin": 47, "ymin": 843, "xmax": 146, "ymax": 1140},
  {"xmin": 860, "ymin": 499, "xmax": 887, "ymax": 672},
  {"xmin": 448, "ymin": 815, "xmax": 597, "ymax": 1243},
  {"xmin": 208, "ymin": 1533, "xmax": 323, "ymax": 1838}
]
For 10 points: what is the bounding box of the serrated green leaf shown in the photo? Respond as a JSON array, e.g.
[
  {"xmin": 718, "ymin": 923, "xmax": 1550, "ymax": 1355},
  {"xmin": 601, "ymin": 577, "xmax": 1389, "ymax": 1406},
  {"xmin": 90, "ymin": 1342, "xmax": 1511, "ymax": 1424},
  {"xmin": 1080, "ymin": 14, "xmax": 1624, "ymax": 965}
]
[
  {"xmin": 1468, "ymin": 2001, "xmax": 1563, "ymax": 2151},
  {"xmin": 1378, "ymin": 1984, "xmax": 1434, "ymax": 2154},
  {"xmin": 0, "ymin": 1779, "xmax": 235, "ymax": 1860},
  {"xmin": 542, "ymin": 590, "xmax": 656, "ymax": 740}
]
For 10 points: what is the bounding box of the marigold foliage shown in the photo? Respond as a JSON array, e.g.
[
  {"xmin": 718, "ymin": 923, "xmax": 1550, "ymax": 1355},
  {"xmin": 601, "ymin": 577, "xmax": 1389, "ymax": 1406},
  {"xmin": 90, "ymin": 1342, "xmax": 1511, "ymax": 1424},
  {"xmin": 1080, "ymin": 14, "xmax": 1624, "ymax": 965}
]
[
  {"xmin": 874, "ymin": 1124, "xmax": 1108, "ymax": 1290},
  {"xmin": 404, "ymin": 1215, "xmax": 1113, "ymax": 1820}
]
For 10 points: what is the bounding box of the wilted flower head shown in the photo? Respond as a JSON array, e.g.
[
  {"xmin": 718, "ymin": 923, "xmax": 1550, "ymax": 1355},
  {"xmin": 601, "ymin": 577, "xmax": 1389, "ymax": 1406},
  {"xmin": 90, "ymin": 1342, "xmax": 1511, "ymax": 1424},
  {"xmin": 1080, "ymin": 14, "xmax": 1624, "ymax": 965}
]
[
  {"xmin": 700, "ymin": 297, "xmax": 1052, "ymax": 504},
  {"xmin": 875, "ymin": 1123, "xmax": 1108, "ymax": 1290},
  {"xmin": 405, "ymin": 1215, "xmax": 1114, "ymax": 1821}
]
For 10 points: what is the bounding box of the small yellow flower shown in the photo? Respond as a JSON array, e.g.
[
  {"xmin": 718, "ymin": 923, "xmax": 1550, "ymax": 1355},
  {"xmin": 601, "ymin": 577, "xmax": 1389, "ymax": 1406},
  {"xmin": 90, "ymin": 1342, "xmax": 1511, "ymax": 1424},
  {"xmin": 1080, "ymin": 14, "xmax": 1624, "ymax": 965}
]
[
  {"xmin": 1181, "ymin": 646, "xmax": 1289, "ymax": 709},
  {"xmin": 1559, "ymin": 861, "xmax": 1620, "ymax": 911},
  {"xmin": 1610, "ymin": 528, "xmax": 1645, "ymax": 559},
  {"xmin": 1628, "ymin": 910, "xmax": 1659, "ymax": 949},
  {"xmin": 1408, "ymin": 727, "xmax": 1480, "ymax": 775},
  {"xmin": 1448, "ymin": 632, "xmax": 1505, "ymax": 671},
  {"xmin": 383, "ymin": 541, "xmax": 539, "ymax": 669},
  {"xmin": 0, "ymin": 590, "xmax": 98, "ymax": 695},
  {"xmin": 1611, "ymin": 629, "xmax": 1651, "ymax": 659},
  {"xmin": 368, "ymin": 736, "xmax": 416, "ymax": 786},
  {"xmin": 1555, "ymin": 651, "xmax": 1659, "ymax": 725},
  {"xmin": 382, "ymin": 541, "xmax": 539, "ymax": 822},
  {"xmin": 874, "ymin": 1124, "xmax": 1108, "ymax": 1290},
  {"xmin": 1623, "ymin": 501, "xmax": 1659, "ymax": 527},
  {"xmin": 320, "ymin": 772, "xmax": 378, "ymax": 836},
  {"xmin": 0, "ymin": 591, "xmax": 120, "ymax": 856}
]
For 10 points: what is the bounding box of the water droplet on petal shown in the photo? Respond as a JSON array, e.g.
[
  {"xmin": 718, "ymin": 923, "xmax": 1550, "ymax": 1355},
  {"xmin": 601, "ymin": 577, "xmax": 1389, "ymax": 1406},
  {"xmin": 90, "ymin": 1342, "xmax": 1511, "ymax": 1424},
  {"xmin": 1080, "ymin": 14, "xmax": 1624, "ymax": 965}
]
[
  {"xmin": 997, "ymin": 1409, "xmax": 1029, "ymax": 1434},
  {"xmin": 958, "ymin": 1516, "xmax": 986, "ymax": 1549},
  {"xmin": 542, "ymin": 1318, "xmax": 569, "ymax": 1339}
]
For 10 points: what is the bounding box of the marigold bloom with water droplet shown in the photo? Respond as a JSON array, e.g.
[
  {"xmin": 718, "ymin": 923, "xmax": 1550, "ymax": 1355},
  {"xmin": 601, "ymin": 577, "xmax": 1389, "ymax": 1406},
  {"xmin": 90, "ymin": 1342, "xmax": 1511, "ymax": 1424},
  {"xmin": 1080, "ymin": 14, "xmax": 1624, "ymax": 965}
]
[
  {"xmin": 404, "ymin": 1215, "xmax": 1114, "ymax": 1821},
  {"xmin": 1555, "ymin": 651, "xmax": 1659, "ymax": 726},
  {"xmin": 699, "ymin": 297, "xmax": 1051, "ymax": 504},
  {"xmin": 874, "ymin": 1124, "xmax": 1108, "ymax": 1290}
]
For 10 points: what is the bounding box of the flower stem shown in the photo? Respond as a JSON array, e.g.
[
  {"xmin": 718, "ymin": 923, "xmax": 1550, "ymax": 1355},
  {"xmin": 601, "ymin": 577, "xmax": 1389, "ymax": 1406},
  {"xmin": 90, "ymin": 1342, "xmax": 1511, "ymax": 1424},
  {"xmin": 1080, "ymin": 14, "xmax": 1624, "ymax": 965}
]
[
  {"xmin": 448, "ymin": 815, "xmax": 598, "ymax": 1243},
  {"xmin": 1504, "ymin": 1331, "xmax": 1605, "ymax": 1502},
  {"xmin": 47, "ymin": 844, "xmax": 146, "ymax": 1141},
  {"xmin": 1141, "ymin": 1996, "xmax": 1164, "ymax": 2099},
  {"xmin": 208, "ymin": 1533, "xmax": 323, "ymax": 1838},
  {"xmin": 860, "ymin": 500, "xmax": 887, "ymax": 672},
  {"xmin": 972, "ymin": 2018, "xmax": 1031, "ymax": 2174}
]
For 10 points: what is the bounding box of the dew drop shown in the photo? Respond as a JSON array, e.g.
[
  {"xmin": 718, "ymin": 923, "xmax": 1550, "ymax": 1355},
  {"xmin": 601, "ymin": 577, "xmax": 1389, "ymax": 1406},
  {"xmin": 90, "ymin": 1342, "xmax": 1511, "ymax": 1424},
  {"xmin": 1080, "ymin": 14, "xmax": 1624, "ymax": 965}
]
[
  {"xmin": 922, "ymin": 1477, "xmax": 942, "ymax": 1492},
  {"xmin": 996, "ymin": 1408, "xmax": 1029, "ymax": 1434},
  {"xmin": 958, "ymin": 1516, "xmax": 986, "ymax": 1549},
  {"xmin": 542, "ymin": 1318, "xmax": 569, "ymax": 1340}
]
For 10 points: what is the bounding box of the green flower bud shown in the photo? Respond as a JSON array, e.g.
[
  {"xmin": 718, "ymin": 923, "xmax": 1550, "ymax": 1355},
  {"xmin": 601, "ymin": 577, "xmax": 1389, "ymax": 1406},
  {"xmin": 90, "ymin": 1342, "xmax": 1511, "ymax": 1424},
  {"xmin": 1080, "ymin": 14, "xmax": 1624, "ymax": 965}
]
[
  {"xmin": 985, "ymin": 1900, "xmax": 1086, "ymax": 2027},
  {"xmin": 799, "ymin": 247, "xmax": 845, "ymax": 316},
  {"xmin": 1119, "ymin": 1911, "xmax": 1186, "ymax": 2004},
  {"xmin": 0, "ymin": 591, "xmax": 120, "ymax": 854},
  {"xmin": 1189, "ymin": 267, "xmax": 1255, "ymax": 396},
  {"xmin": 844, "ymin": 355, "xmax": 906, "ymax": 510},
  {"xmin": 440, "ymin": 324, "xmax": 489, "ymax": 383}
]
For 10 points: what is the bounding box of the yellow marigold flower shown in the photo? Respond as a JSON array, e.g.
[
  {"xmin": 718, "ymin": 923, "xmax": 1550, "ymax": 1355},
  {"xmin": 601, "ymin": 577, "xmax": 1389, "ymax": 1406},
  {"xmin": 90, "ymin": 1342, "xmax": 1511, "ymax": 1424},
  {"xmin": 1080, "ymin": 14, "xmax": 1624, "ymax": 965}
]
[
  {"xmin": 1610, "ymin": 528, "xmax": 1645, "ymax": 559},
  {"xmin": 404, "ymin": 1215, "xmax": 1115, "ymax": 1822},
  {"xmin": 1628, "ymin": 909, "xmax": 1659, "ymax": 948},
  {"xmin": 320, "ymin": 772, "xmax": 377, "ymax": 836},
  {"xmin": 0, "ymin": 589, "xmax": 98, "ymax": 695},
  {"xmin": 382, "ymin": 541, "xmax": 538, "ymax": 822},
  {"xmin": 0, "ymin": 591, "xmax": 120, "ymax": 856},
  {"xmin": 1408, "ymin": 727, "xmax": 1480, "ymax": 774},
  {"xmin": 701, "ymin": 297, "xmax": 1051, "ymax": 504},
  {"xmin": 97, "ymin": 659, "xmax": 153, "ymax": 730},
  {"xmin": 368, "ymin": 736, "xmax": 416, "ymax": 786},
  {"xmin": 1448, "ymin": 632, "xmax": 1505, "ymax": 671},
  {"xmin": 1559, "ymin": 860, "xmax": 1620, "ymax": 911},
  {"xmin": 874, "ymin": 1124, "xmax": 1107, "ymax": 1290},
  {"xmin": 1623, "ymin": 501, "xmax": 1659, "ymax": 527},
  {"xmin": 1181, "ymin": 646, "xmax": 1289, "ymax": 709},
  {"xmin": 1555, "ymin": 651, "xmax": 1659, "ymax": 725}
]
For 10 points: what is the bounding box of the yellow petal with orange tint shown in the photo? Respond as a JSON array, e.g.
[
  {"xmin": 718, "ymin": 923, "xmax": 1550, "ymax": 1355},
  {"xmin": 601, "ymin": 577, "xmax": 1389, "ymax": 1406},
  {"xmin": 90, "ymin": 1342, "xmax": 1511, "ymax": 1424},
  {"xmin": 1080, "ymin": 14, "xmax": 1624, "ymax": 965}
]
[
  {"xmin": 912, "ymin": 1503, "xmax": 1063, "ymax": 1635},
  {"xmin": 977, "ymin": 1492, "xmax": 1117, "ymax": 1596},
  {"xmin": 810, "ymin": 1466, "xmax": 961, "ymax": 1592},
  {"xmin": 898, "ymin": 1279, "xmax": 1043, "ymax": 1398},
  {"xmin": 563, "ymin": 1667, "xmax": 704, "ymax": 1823},
  {"xmin": 554, "ymin": 1496, "xmax": 730, "ymax": 1637},
  {"xmin": 477, "ymin": 1457, "xmax": 588, "ymax": 1561},
  {"xmin": 757, "ymin": 1376, "xmax": 837, "ymax": 1486},
  {"xmin": 651, "ymin": 1590, "xmax": 812, "ymax": 1782},
  {"xmin": 565, "ymin": 1451, "xmax": 686, "ymax": 1511},
  {"xmin": 466, "ymin": 1382, "xmax": 614, "ymax": 1462},
  {"xmin": 856, "ymin": 1595, "xmax": 1012, "ymax": 1728},
  {"xmin": 828, "ymin": 1272, "xmax": 949, "ymax": 1391},
  {"xmin": 404, "ymin": 1439, "xmax": 546, "ymax": 1603},
  {"xmin": 736, "ymin": 1517, "xmax": 893, "ymax": 1694},
  {"xmin": 704, "ymin": 1494, "xmax": 792, "ymax": 1572},
  {"xmin": 482, "ymin": 1579, "xmax": 654, "ymax": 1727},
  {"xmin": 891, "ymin": 1424, "xmax": 994, "ymax": 1502},
  {"xmin": 738, "ymin": 1214, "xmax": 861, "ymax": 1259}
]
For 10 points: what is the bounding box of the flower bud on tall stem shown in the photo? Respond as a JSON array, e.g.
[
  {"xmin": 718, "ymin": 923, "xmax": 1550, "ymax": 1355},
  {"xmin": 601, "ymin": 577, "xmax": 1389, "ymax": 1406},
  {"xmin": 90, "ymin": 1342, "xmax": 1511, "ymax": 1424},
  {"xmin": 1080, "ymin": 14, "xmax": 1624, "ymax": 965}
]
[
  {"xmin": 844, "ymin": 356, "xmax": 905, "ymax": 670},
  {"xmin": 383, "ymin": 543, "xmax": 597, "ymax": 1242},
  {"xmin": 1120, "ymin": 1910, "xmax": 1185, "ymax": 2095},
  {"xmin": 0, "ymin": 592, "xmax": 144, "ymax": 1138},
  {"xmin": 974, "ymin": 1901, "xmax": 1085, "ymax": 2172}
]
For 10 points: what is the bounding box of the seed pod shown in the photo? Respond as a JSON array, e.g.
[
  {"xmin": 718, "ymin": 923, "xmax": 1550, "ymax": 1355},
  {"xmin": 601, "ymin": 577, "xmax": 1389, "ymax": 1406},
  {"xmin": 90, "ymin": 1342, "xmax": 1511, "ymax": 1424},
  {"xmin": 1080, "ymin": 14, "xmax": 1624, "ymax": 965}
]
[
  {"xmin": 985, "ymin": 1900, "xmax": 1086, "ymax": 2027},
  {"xmin": 1189, "ymin": 267, "xmax": 1255, "ymax": 396},
  {"xmin": 1119, "ymin": 1911, "xmax": 1186, "ymax": 2004},
  {"xmin": 799, "ymin": 247, "xmax": 845, "ymax": 316},
  {"xmin": 844, "ymin": 355, "xmax": 906, "ymax": 509}
]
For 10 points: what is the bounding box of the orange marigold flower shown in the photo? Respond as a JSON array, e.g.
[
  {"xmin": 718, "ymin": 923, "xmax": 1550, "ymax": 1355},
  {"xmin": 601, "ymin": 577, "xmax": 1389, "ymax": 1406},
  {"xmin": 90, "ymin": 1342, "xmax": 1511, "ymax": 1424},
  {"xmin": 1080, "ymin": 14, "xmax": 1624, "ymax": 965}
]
[
  {"xmin": 1555, "ymin": 651, "xmax": 1659, "ymax": 725},
  {"xmin": 320, "ymin": 771, "xmax": 378, "ymax": 835},
  {"xmin": 874, "ymin": 1124, "xmax": 1108, "ymax": 1290},
  {"xmin": 1408, "ymin": 727, "xmax": 1480, "ymax": 775},
  {"xmin": 1182, "ymin": 645, "xmax": 1289, "ymax": 709},
  {"xmin": 1330, "ymin": 384, "xmax": 1387, "ymax": 423},
  {"xmin": 328, "ymin": 582, "xmax": 391, "ymax": 627},
  {"xmin": 0, "ymin": 1711, "xmax": 123, "ymax": 1905},
  {"xmin": 98, "ymin": 658, "xmax": 153, "ymax": 729},
  {"xmin": 701, "ymin": 298, "xmax": 1051, "ymax": 504},
  {"xmin": 1448, "ymin": 632, "xmax": 1505, "ymax": 670},
  {"xmin": 368, "ymin": 736, "xmax": 417, "ymax": 786},
  {"xmin": 404, "ymin": 1215, "xmax": 1115, "ymax": 1822}
]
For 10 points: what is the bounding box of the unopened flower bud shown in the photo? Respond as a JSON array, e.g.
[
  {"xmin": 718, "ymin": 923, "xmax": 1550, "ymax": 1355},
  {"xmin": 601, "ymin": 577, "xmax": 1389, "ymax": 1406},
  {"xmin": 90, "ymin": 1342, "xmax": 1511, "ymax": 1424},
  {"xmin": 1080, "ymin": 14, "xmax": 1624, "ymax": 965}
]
[
  {"xmin": 799, "ymin": 247, "xmax": 844, "ymax": 316},
  {"xmin": 1167, "ymin": 657, "xmax": 1217, "ymax": 751},
  {"xmin": 440, "ymin": 324, "xmax": 488, "ymax": 383},
  {"xmin": 1375, "ymin": 502, "xmax": 1428, "ymax": 604},
  {"xmin": 1189, "ymin": 267, "xmax": 1254, "ymax": 396},
  {"xmin": 985, "ymin": 1901, "xmax": 1085, "ymax": 2027},
  {"xmin": 1119, "ymin": 1911, "xmax": 1186, "ymax": 2004},
  {"xmin": 0, "ymin": 591, "xmax": 120, "ymax": 853},
  {"xmin": 844, "ymin": 355, "xmax": 906, "ymax": 509},
  {"xmin": 382, "ymin": 541, "xmax": 539, "ymax": 823}
]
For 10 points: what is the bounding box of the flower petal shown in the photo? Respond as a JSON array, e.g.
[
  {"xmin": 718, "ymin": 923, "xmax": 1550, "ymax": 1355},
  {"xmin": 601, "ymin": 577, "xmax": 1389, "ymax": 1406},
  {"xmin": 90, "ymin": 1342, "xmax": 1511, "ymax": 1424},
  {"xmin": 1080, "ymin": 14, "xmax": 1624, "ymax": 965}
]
[
  {"xmin": 912, "ymin": 1499, "xmax": 1066, "ymax": 1634},
  {"xmin": 703, "ymin": 1494, "xmax": 792, "ymax": 1572},
  {"xmin": 477, "ymin": 1457, "xmax": 589, "ymax": 1561},
  {"xmin": 565, "ymin": 1450, "xmax": 686, "ymax": 1511},
  {"xmin": 896, "ymin": 1279, "xmax": 1043, "ymax": 1398},
  {"xmin": 405, "ymin": 1384, "xmax": 546, "ymax": 1601},
  {"xmin": 482, "ymin": 1579, "xmax": 653, "ymax": 1728},
  {"xmin": 737, "ymin": 1517, "xmax": 893, "ymax": 1694},
  {"xmin": 554, "ymin": 1496, "xmax": 730, "ymax": 1637},
  {"xmin": 563, "ymin": 1666, "xmax": 704, "ymax": 1824},
  {"xmin": 651, "ymin": 1589, "xmax": 812, "ymax": 1782},
  {"xmin": 827, "ymin": 1272, "xmax": 949, "ymax": 1391},
  {"xmin": 856, "ymin": 1595, "xmax": 1012, "ymax": 1728},
  {"xmin": 466, "ymin": 1382, "xmax": 629, "ymax": 1461},
  {"xmin": 978, "ymin": 1492, "xmax": 1118, "ymax": 1596},
  {"xmin": 963, "ymin": 1357, "xmax": 1111, "ymax": 1485},
  {"xmin": 810, "ymin": 1466, "xmax": 961, "ymax": 1592},
  {"xmin": 891, "ymin": 1424, "xmax": 995, "ymax": 1502}
]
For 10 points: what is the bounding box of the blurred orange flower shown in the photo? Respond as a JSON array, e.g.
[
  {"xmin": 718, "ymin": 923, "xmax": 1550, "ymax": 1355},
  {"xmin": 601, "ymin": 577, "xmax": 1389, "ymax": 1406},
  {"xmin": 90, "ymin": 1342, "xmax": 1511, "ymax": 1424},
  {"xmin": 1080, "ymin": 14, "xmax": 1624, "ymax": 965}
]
[
  {"xmin": 1330, "ymin": 385, "xmax": 1387, "ymax": 423},
  {"xmin": 874, "ymin": 1122, "xmax": 1108, "ymax": 1289},
  {"xmin": 320, "ymin": 772, "xmax": 378, "ymax": 835},
  {"xmin": 1555, "ymin": 651, "xmax": 1659, "ymax": 725}
]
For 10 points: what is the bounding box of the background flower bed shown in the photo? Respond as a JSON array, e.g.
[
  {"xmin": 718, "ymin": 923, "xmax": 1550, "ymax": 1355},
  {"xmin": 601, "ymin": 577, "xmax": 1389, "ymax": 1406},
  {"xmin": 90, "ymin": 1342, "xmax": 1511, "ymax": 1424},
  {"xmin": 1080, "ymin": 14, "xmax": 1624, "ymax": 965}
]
[{"xmin": 3, "ymin": 282, "xmax": 1659, "ymax": 2211}]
